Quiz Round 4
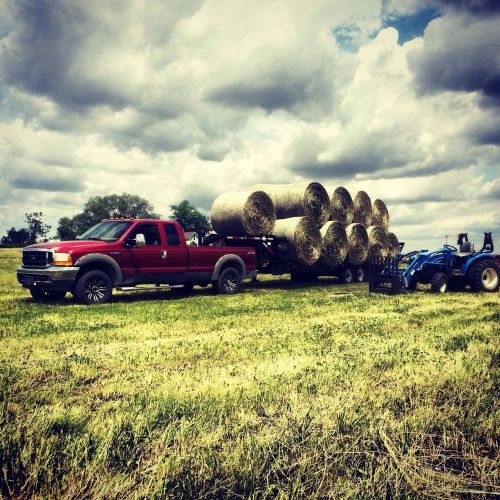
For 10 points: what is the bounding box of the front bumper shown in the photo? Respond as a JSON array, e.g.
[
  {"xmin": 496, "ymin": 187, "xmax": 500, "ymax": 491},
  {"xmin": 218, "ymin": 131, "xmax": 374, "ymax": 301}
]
[{"xmin": 17, "ymin": 266, "xmax": 79, "ymax": 291}]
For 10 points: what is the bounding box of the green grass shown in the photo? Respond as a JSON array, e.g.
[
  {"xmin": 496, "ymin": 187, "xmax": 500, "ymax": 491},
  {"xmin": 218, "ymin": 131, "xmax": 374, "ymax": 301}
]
[{"xmin": 0, "ymin": 247, "xmax": 499, "ymax": 498}]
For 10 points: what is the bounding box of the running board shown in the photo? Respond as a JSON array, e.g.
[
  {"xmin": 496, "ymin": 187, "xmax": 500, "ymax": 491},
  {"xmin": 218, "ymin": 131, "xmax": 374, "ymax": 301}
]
[{"xmin": 116, "ymin": 284, "xmax": 184, "ymax": 291}]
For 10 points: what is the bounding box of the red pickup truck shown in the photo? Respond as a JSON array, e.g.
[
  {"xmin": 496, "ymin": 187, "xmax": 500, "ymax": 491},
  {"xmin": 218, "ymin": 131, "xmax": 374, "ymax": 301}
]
[{"xmin": 17, "ymin": 219, "xmax": 257, "ymax": 304}]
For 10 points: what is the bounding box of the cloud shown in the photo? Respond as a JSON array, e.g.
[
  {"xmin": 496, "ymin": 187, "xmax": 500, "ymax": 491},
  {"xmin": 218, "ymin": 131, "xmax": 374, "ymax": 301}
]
[
  {"xmin": 407, "ymin": 10, "xmax": 500, "ymax": 107},
  {"xmin": 0, "ymin": 0, "xmax": 498, "ymax": 252}
]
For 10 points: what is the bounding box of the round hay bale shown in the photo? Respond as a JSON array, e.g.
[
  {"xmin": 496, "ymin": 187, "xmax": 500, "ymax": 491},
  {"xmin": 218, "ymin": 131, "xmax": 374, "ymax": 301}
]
[
  {"xmin": 211, "ymin": 191, "xmax": 275, "ymax": 236},
  {"xmin": 251, "ymin": 182, "xmax": 331, "ymax": 226},
  {"xmin": 386, "ymin": 232, "xmax": 400, "ymax": 257},
  {"xmin": 371, "ymin": 199, "xmax": 389, "ymax": 231},
  {"xmin": 367, "ymin": 225, "xmax": 388, "ymax": 258},
  {"xmin": 345, "ymin": 223, "xmax": 369, "ymax": 265},
  {"xmin": 330, "ymin": 186, "xmax": 354, "ymax": 225},
  {"xmin": 273, "ymin": 216, "xmax": 321, "ymax": 265},
  {"xmin": 319, "ymin": 221, "xmax": 348, "ymax": 266},
  {"xmin": 353, "ymin": 191, "xmax": 372, "ymax": 227}
]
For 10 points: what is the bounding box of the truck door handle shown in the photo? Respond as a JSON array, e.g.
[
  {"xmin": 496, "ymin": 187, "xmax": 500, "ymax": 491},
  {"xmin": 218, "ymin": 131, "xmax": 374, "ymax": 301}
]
[{"xmin": 161, "ymin": 250, "xmax": 168, "ymax": 259}]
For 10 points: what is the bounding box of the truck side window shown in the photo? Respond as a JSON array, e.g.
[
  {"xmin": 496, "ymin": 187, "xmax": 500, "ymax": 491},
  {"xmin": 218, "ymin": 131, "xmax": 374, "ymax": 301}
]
[
  {"xmin": 129, "ymin": 224, "xmax": 161, "ymax": 246},
  {"xmin": 164, "ymin": 224, "xmax": 181, "ymax": 246}
]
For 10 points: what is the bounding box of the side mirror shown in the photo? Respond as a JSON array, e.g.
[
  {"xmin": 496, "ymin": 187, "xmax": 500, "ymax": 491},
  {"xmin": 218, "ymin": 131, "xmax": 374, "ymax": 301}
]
[
  {"xmin": 123, "ymin": 233, "xmax": 146, "ymax": 248},
  {"xmin": 135, "ymin": 234, "xmax": 146, "ymax": 247}
]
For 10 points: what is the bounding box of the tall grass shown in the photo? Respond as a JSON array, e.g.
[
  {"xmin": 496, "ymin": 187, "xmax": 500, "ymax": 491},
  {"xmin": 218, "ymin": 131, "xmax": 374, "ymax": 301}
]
[{"xmin": 0, "ymin": 248, "xmax": 498, "ymax": 497}]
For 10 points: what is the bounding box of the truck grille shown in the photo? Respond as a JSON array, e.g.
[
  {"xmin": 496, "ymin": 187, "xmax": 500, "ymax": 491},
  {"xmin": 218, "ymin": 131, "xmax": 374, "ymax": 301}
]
[{"xmin": 22, "ymin": 250, "xmax": 52, "ymax": 268}]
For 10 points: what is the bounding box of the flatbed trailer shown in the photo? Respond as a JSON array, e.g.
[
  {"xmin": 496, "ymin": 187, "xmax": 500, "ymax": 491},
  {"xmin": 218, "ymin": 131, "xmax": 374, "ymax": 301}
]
[{"xmin": 203, "ymin": 234, "xmax": 367, "ymax": 284}]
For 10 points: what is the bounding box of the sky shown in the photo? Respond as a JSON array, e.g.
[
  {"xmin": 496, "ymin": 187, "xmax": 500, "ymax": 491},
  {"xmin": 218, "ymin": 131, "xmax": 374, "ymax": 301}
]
[{"xmin": 0, "ymin": 0, "xmax": 499, "ymax": 252}]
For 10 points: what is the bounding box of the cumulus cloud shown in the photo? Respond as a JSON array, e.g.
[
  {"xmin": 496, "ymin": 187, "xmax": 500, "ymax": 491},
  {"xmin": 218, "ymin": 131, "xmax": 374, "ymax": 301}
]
[
  {"xmin": 408, "ymin": 13, "xmax": 500, "ymax": 103},
  {"xmin": 0, "ymin": 0, "xmax": 498, "ymax": 250}
]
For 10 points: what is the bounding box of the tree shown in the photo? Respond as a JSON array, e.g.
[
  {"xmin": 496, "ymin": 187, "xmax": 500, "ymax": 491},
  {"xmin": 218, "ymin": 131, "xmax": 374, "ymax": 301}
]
[
  {"xmin": 0, "ymin": 227, "xmax": 30, "ymax": 247},
  {"xmin": 25, "ymin": 212, "xmax": 51, "ymax": 244},
  {"xmin": 170, "ymin": 200, "xmax": 211, "ymax": 237},
  {"xmin": 57, "ymin": 193, "xmax": 160, "ymax": 240},
  {"xmin": 0, "ymin": 212, "xmax": 51, "ymax": 247}
]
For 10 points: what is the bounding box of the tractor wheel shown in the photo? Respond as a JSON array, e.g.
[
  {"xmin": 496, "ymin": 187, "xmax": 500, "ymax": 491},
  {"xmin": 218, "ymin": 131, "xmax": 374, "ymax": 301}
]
[
  {"xmin": 431, "ymin": 272, "xmax": 448, "ymax": 293},
  {"xmin": 468, "ymin": 260, "xmax": 499, "ymax": 292}
]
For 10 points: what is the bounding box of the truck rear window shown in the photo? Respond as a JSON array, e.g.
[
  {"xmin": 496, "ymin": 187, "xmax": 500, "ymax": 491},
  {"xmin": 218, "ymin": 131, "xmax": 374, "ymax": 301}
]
[{"xmin": 164, "ymin": 224, "xmax": 181, "ymax": 246}]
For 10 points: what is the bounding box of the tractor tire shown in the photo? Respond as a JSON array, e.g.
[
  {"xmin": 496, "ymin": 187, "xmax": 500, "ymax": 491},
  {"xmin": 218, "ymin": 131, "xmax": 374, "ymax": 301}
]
[
  {"xmin": 74, "ymin": 270, "xmax": 113, "ymax": 305},
  {"xmin": 468, "ymin": 260, "xmax": 499, "ymax": 292},
  {"xmin": 30, "ymin": 289, "xmax": 67, "ymax": 301},
  {"xmin": 339, "ymin": 266, "xmax": 354, "ymax": 284},
  {"xmin": 215, "ymin": 266, "xmax": 242, "ymax": 295},
  {"xmin": 431, "ymin": 272, "xmax": 448, "ymax": 293}
]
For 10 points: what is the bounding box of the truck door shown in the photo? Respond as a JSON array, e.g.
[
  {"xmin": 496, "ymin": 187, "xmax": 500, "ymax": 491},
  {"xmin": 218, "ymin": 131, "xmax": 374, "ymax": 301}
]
[
  {"xmin": 125, "ymin": 222, "xmax": 168, "ymax": 281},
  {"xmin": 161, "ymin": 223, "xmax": 189, "ymax": 279}
]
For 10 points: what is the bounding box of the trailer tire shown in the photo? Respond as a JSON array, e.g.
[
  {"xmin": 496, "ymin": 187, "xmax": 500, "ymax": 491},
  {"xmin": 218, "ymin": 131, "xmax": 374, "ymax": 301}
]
[
  {"xmin": 431, "ymin": 272, "xmax": 448, "ymax": 293},
  {"xmin": 215, "ymin": 266, "xmax": 242, "ymax": 295},
  {"xmin": 339, "ymin": 267, "xmax": 354, "ymax": 284},
  {"xmin": 354, "ymin": 266, "xmax": 365, "ymax": 282},
  {"xmin": 468, "ymin": 259, "xmax": 499, "ymax": 292}
]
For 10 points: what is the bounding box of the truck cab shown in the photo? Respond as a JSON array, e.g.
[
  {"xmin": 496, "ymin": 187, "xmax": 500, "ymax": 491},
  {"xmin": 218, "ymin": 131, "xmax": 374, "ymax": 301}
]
[{"xmin": 17, "ymin": 219, "xmax": 257, "ymax": 304}]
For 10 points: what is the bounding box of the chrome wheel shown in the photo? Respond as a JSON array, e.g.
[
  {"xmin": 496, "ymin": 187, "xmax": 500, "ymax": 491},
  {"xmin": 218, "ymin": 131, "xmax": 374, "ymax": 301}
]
[
  {"xmin": 482, "ymin": 267, "xmax": 498, "ymax": 291},
  {"xmin": 84, "ymin": 277, "xmax": 107, "ymax": 302},
  {"xmin": 223, "ymin": 271, "xmax": 239, "ymax": 292}
]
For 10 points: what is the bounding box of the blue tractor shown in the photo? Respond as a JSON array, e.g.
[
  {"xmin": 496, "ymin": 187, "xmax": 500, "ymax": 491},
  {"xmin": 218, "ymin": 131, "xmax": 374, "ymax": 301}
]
[{"xmin": 401, "ymin": 232, "xmax": 499, "ymax": 293}]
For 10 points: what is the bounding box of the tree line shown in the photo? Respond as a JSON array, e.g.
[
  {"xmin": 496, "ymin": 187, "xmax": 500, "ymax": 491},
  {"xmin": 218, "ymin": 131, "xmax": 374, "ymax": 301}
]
[{"xmin": 1, "ymin": 194, "xmax": 211, "ymax": 247}]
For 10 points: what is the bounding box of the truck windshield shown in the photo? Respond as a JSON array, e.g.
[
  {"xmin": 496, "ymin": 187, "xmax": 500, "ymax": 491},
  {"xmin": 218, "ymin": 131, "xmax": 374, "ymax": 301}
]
[{"xmin": 77, "ymin": 221, "xmax": 133, "ymax": 242}]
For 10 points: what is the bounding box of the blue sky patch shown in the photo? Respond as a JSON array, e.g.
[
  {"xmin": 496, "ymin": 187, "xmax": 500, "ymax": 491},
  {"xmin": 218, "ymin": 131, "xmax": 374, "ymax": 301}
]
[{"xmin": 384, "ymin": 6, "xmax": 441, "ymax": 44}]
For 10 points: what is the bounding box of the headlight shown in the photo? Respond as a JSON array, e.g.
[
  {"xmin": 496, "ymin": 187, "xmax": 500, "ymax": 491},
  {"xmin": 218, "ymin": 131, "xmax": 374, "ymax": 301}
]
[{"xmin": 53, "ymin": 253, "xmax": 73, "ymax": 266}]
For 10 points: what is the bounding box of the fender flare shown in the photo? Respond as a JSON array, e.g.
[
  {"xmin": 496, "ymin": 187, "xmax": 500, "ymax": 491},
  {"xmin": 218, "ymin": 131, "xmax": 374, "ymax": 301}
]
[
  {"xmin": 74, "ymin": 253, "xmax": 123, "ymax": 285},
  {"xmin": 211, "ymin": 254, "xmax": 247, "ymax": 281},
  {"xmin": 463, "ymin": 253, "xmax": 495, "ymax": 275}
]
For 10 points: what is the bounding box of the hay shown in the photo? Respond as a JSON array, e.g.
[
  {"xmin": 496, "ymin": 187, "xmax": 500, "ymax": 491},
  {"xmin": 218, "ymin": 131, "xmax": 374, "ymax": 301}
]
[
  {"xmin": 345, "ymin": 223, "xmax": 369, "ymax": 265},
  {"xmin": 273, "ymin": 216, "xmax": 322, "ymax": 265},
  {"xmin": 353, "ymin": 191, "xmax": 372, "ymax": 227},
  {"xmin": 386, "ymin": 232, "xmax": 400, "ymax": 257},
  {"xmin": 330, "ymin": 187, "xmax": 354, "ymax": 225},
  {"xmin": 251, "ymin": 182, "xmax": 331, "ymax": 226},
  {"xmin": 211, "ymin": 190, "xmax": 275, "ymax": 235},
  {"xmin": 372, "ymin": 199, "xmax": 390, "ymax": 231},
  {"xmin": 319, "ymin": 221, "xmax": 348, "ymax": 266},
  {"xmin": 367, "ymin": 225, "xmax": 388, "ymax": 258}
]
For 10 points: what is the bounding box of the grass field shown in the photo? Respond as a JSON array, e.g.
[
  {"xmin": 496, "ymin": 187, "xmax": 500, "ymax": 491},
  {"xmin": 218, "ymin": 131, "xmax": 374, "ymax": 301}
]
[{"xmin": 0, "ymin": 247, "xmax": 499, "ymax": 498}]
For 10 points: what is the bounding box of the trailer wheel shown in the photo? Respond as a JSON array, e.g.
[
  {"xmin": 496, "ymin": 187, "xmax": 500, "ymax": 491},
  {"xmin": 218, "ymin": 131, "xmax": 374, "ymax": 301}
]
[
  {"xmin": 354, "ymin": 266, "xmax": 365, "ymax": 282},
  {"xmin": 468, "ymin": 259, "xmax": 499, "ymax": 292},
  {"xmin": 216, "ymin": 266, "xmax": 242, "ymax": 294},
  {"xmin": 430, "ymin": 272, "xmax": 448, "ymax": 293},
  {"xmin": 339, "ymin": 267, "xmax": 354, "ymax": 284},
  {"xmin": 30, "ymin": 289, "xmax": 67, "ymax": 301}
]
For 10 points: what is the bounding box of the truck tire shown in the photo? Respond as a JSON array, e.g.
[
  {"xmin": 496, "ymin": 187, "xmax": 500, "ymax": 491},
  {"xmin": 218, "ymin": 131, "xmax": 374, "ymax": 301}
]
[
  {"xmin": 339, "ymin": 266, "xmax": 353, "ymax": 284},
  {"xmin": 468, "ymin": 260, "xmax": 499, "ymax": 292},
  {"xmin": 74, "ymin": 270, "xmax": 113, "ymax": 305},
  {"xmin": 215, "ymin": 266, "xmax": 242, "ymax": 294},
  {"xmin": 431, "ymin": 272, "xmax": 448, "ymax": 293},
  {"xmin": 30, "ymin": 289, "xmax": 67, "ymax": 301}
]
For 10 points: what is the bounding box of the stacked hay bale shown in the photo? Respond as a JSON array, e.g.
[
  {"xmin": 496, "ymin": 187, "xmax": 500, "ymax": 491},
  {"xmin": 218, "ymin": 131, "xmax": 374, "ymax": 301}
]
[
  {"xmin": 210, "ymin": 181, "xmax": 401, "ymax": 268},
  {"xmin": 211, "ymin": 191, "xmax": 275, "ymax": 236}
]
